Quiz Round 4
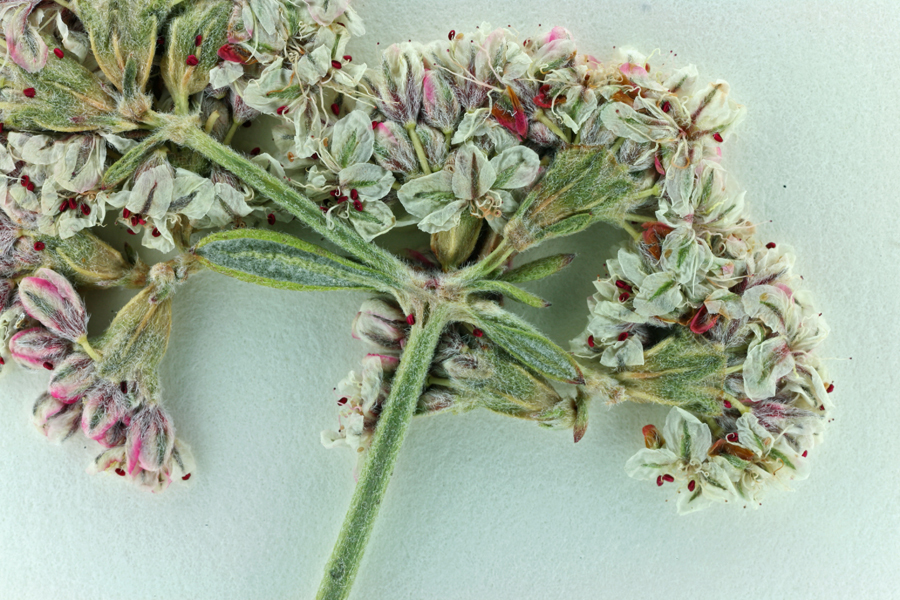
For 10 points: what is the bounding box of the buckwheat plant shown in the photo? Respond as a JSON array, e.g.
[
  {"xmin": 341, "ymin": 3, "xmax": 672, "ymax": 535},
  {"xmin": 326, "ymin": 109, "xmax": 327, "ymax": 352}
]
[{"xmin": 0, "ymin": 1, "xmax": 833, "ymax": 598}]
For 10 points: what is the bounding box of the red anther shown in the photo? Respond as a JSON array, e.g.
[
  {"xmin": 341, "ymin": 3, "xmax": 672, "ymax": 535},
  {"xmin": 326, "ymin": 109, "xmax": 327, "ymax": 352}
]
[
  {"xmin": 195, "ymin": 34, "xmax": 203, "ymax": 46},
  {"xmin": 713, "ymin": 132, "xmax": 724, "ymax": 143},
  {"xmin": 319, "ymin": 206, "xmax": 328, "ymax": 212},
  {"xmin": 448, "ymin": 30, "xmax": 456, "ymax": 40},
  {"xmin": 311, "ymin": 153, "xmax": 319, "ymax": 160},
  {"xmin": 122, "ymin": 208, "xmax": 131, "ymax": 218},
  {"xmin": 0, "ymin": 357, "xmax": 4, "ymax": 365},
  {"xmin": 819, "ymin": 405, "xmax": 825, "ymax": 411},
  {"xmin": 23, "ymin": 87, "xmax": 35, "ymax": 98},
  {"xmin": 618, "ymin": 292, "xmax": 630, "ymax": 302},
  {"xmin": 826, "ymin": 383, "xmax": 834, "ymax": 393},
  {"xmin": 336, "ymin": 195, "xmax": 348, "ymax": 203},
  {"xmin": 331, "ymin": 59, "xmax": 342, "ymax": 69},
  {"xmin": 726, "ymin": 432, "xmax": 738, "ymax": 443},
  {"xmin": 352, "ymin": 199, "xmax": 363, "ymax": 211},
  {"xmin": 614, "ymin": 280, "xmax": 633, "ymax": 292},
  {"xmin": 120, "ymin": 381, "xmax": 128, "ymax": 394},
  {"xmin": 406, "ymin": 314, "xmax": 415, "ymax": 325},
  {"xmin": 656, "ymin": 476, "xmax": 663, "ymax": 487},
  {"xmin": 151, "ymin": 228, "xmax": 161, "ymax": 238},
  {"xmin": 43, "ymin": 361, "xmax": 53, "ymax": 370},
  {"xmin": 587, "ymin": 335, "xmax": 595, "ymax": 348},
  {"xmin": 329, "ymin": 189, "xmax": 340, "ymax": 197},
  {"xmin": 350, "ymin": 188, "xmax": 359, "ymax": 200},
  {"xmin": 26, "ymin": 182, "xmax": 35, "ymax": 192},
  {"xmin": 661, "ymin": 101, "xmax": 671, "ymax": 113},
  {"xmin": 0, "ymin": 123, "xmax": 3, "ymax": 133},
  {"xmin": 115, "ymin": 468, "xmax": 126, "ymax": 476},
  {"xmin": 185, "ymin": 54, "xmax": 199, "ymax": 66},
  {"xmin": 337, "ymin": 397, "xmax": 348, "ymax": 406},
  {"xmin": 250, "ymin": 147, "xmax": 261, "ymax": 156},
  {"xmin": 80, "ymin": 203, "xmax": 91, "ymax": 216},
  {"xmin": 127, "ymin": 229, "xmax": 136, "ymax": 235},
  {"xmin": 802, "ymin": 450, "xmax": 808, "ymax": 458},
  {"xmin": 687, "ymin": 480, "xmax": 696, "ymax": 492},
  {"xmin": 33, "ymin": 241, "xmax": 45, "ymax": 251},
  {"xmin": 617, "ymin": 331, "xmax": 629, "ymax": 342},
  {"xmin": 67, "ymin": 198, "xmax": 76, "ymax": 211},
  {"xmin": 59, "ymin": 200, "xmax": 68, "ymax": 212},
  {"xmin": 21, "ymin": 175, "xmax": 29, "ymax": 186},
  {"xmin": 723, "ymin": 400, "xmax": 732, "ymax": 409},
  {"xmin": 138, "ymin": 217, "xmax": 146, "ymax": 225},
  {"xmin": 473, "ymin": 328, "xmax": 484, "ymax": 338},
  {"xmin": 343, "ymin": 55, "xmax": 352, "ymax": 62},
  {"xmin": 766, "ymin": 242, "xmax": 776, "ymax": 249},
  {"xmin": 662, "ymin": 474, "xmax": 674, "ymax": 483},
  {"xmin": 53, "ymin": 48, "xmax": 64, "ymax": 59},
  {"xmin": 276, "ymin": 105, "xmax": 288, "ymax": 115},
  {"xmin": 130, "ymin": 215, "xmax": 139, "ymax": 226},
  {"xmin": 217, "ymin": 43, "xmax": 249, "ymax": 63},
  {"xmin": 267, "ymin": 213, "xmax": 276, "ymax": 225},
  {"xmin": 689, "ymin": 304, "xmax": 719, "ymax": 335},
  {"xmin": 330, "ymin": 103, "xmax": 340, "ymax": 116},
  {"xmin": 182, "ymin": 473, "xmax": 192, "ymax": 480}
]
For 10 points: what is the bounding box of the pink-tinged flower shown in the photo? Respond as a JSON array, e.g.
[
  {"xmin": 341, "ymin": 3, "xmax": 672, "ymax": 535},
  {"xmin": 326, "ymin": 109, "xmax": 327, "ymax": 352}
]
[
  {"xmin": 351, "ymin": 297, "xmax": 407, "ymax": 352},
  {"xmin": 32, "ymin": 392, "xmax": 82, "ymax": 442},
  {"xmin": 421, "ymin": 69, "xmax": 461, "ymax": 132},
  {"xmin": 125, "ymin": 405, "xmax": 175, "ymax": 474},
  {"xmin": 18, "ymin": 268, "xmax": 88, "ymax": 342},
  {"xmin": 81, "ymin": 382, "xmax": 127, "ymax": 442},
  {"xmin": 3, "ymin": 1, "xmax": 48, "ymax": 74},
  {"xmin": 9, "ymin": 327, "xmax": 70, "ymax": 370},
  {"xmin": 48, "ymin": 352, "xmax": 95, "ymax": 403}
]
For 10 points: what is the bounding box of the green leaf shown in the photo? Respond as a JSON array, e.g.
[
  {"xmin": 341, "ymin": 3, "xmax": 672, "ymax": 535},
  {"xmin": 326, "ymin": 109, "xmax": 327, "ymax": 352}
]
[
  {"xmin": 499, "ymin": 253, "xmax": 575, "ymax": 283},
  {"xmin": 100, "ymin": 131, "xmax": 167, "ymax": 189},
  {"xmin": 465, "ymin": 301, "xmax": 583, "ymax": 384},
  {"xmin": 467, "ymin": 279, "xmax": 549, "ymax": 308},
  {"xmin": 195, "ymin": 229, "xmax": 397, "ymax": 292}
]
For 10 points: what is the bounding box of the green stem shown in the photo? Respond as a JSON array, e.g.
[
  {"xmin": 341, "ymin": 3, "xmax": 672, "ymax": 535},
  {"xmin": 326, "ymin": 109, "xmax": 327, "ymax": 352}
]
[
  {"xmin": 317, "ymin": 306, "xmax": 449, "ymax": 600},
  {"xmin": 533, "ymin": 109, "xmax": 571, "ymax": 144},
  {"xmin": 405, "ymin": 123, "xmax": 432, "ymax": 175},
  {"xmin": 453, "ymin": 238, "xmax": 514, "ymax": 284},
  {"xmin": 166, "ymin": 117, "xmax": 406, "ymax": 278},
  {"xmin": 76, "ymin": 335, "xmax": 103, "ymax": 362},
  {"xmin": 623, "ymin": 213, "xmax": 657, "ymax": 223},
  {"xmin": 222, "ymin": 120, "xmax": 240, "ymax": 145},
  {"xmin": 620, "ymin": 221, "xmax": 642, "ymax": 242}
]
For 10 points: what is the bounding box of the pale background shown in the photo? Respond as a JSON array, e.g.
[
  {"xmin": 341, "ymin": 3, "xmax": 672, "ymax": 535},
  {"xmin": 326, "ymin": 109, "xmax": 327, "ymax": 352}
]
[{"xmin": 1, "ymin": 1, "xmax": 898, "ymax": 599}]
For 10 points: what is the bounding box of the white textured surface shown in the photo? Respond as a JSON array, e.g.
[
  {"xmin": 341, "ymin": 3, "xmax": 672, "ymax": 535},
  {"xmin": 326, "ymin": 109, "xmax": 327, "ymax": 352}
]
[{"xmin": 2, "ymin": 1, "xmax": 899, "ymax": 599}]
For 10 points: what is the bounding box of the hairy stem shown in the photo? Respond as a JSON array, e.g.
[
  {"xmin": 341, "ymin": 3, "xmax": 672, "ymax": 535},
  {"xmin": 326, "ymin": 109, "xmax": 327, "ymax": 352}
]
[
  {"xmin": 405, "ymin": 123, "xmax": 432, "ymax": 175},
  {"xmin": 164, "ymin": 117, "xmax": 407, "ymax": 279},
  {"xmin": 317, "ymin": 306, "xmax": 449, "ymax": 600},
  {"xmin": 533, "ymin": 109, "xmax": 571, "ymax": 143}
]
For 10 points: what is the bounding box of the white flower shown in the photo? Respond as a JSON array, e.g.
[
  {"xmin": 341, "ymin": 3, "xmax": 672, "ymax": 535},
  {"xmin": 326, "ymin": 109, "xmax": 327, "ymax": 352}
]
[
  {"xmin": 321, "ymin": 355, "xmax": 391, "ymax": 459},
  {"xmin": 625, "ymin": 407, "xmax": 738, "ymax": 513},
  {"xmin": 398, "ymin": 142, "xmax": 539, "ymax": 234}
]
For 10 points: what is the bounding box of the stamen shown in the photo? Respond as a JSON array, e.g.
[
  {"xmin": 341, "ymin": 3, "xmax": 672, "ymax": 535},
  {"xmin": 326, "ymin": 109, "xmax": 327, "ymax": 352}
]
[
  {"xmin": 766, "ymin": 242, "xmax": 776, "ymax": 249},
  {"xmin": 182, "ymin": 473, "xmax": 192, "ymax": 480},
  {"xmin": 250, "ymin": 147, "xmax": 261, "ymax": 156},
  {"xmin": 26, "ymin": 182, "xmax": 35, "ymax": 192},
  {"xmin": 267, "ymin": 213, "xmax": 276, "ymax": 225},
  {"xmin": 33, "ymin": 241, "xmax": 45, "ymax": 251},
  {"xmin": 587, "ymin": 335, "xmax": 595, "ymax": 348},
  {"xmin": 448, "ymin": 30, "xmax": 456, "ymax": 40},
  {"xmin": 53, "ymin": 48, "xmax": 64, "ymax": 59},
  {"xmin": 688, "ymin": 480, "xmax": 696, "ymax": 492},
  {"xmin": 276, "ymin": 105, "xmax": 288, "ymax": 115},
  {"xmin": 617, "ymin": 331, "xmax": 629, "ymax": 341},
  {"xmin": 826, "ymin": 383, "xmax": 834, "ymax": 393},
  {"xmin": 337, "ymin": 397, "xmax": 348, "ymax": 406},
  {"xmin": 723, "ymin": 400, "xmax": 732, "ymax": 409},
  {"xmin": 23, "ymin": 88, "xmax": 36, "ymax": 98},
  {"xmin": 331, "ymin": 60, "xmax": 342, "ymax": 69},
  {"xmin": 122, "ymin": 208, "xmax": 131, "ymax": 218},
  {"xmin": 802, "ymin": 450, "xmax": 808, "ymax": 458},
  {"xmin": 330, "ymin": 103, "xmax": 340, "ymax": 116},
  {"xmin": 185, "ymin": 55, "xmax": 199, "ymax": 66},
  {"xmin": 473, "ymin": 328, "xmax": 484, "ymax": 338},
  {"xmin": 59, "ymin": 200, "xmax": 68, "ymax": 212},
  {"xmin": 661, "ymin": 101, "xmax": 671, "ymax": 112},
  {"xmin": 350, "ymin": 189, "xmax": 359, "ymax": 200},
  {"xmin": 662, "ymin": 474, "xmax": 674, "ymax": 482},
  {"xmin": 712, "ymin": 132, "xmax": 724, "ymax": 142},
  {"xmin": 406, "ymin": 314, "xmax": 415, "ymax": 325},
  {"xmin": 151, "ymin": 228, "xmax": 161, "ymax": 238},
  {"xmin": 726, "ymin": 432, "xmax": 738, "ymax": 443},
  {"xmin": 656, "ymin": 476, "xmax": 663, "ymax": 487},
  {"xmin": 21, "ymin": 175, "xmax": 29, "ymax": 187},
  {"xmin": 614, "ymin": 279, "xmax": 633, "ymax": 292},
  {"xmin": 195, "ymin": 35, "xmax": 203, "ymax": 46},
  {"xmin": 80, "ymin": 204, "xmax": 91, "ymax": 216},
  {"xmin": 115, "ymin": 468, "xmax": 126, "ymax": 476},
  {"xmin": 618, "ymin": 292, "xmax": 630, "ymax": 302},
  {"xmin": 120, "ymin": 381, "xmax": 128, "ymax": 394},
  {"xmin": 352, "ymin": 199, "xmax": 363, "ymax": 211},
  {"xmin": 43, "ymin": 361, "xmax": 53, "ymax": 370}
]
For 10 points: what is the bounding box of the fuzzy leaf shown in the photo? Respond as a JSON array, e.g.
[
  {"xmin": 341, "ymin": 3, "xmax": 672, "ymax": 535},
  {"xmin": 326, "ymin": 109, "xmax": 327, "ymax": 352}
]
[
  {"xmin": 466, "ymin": 301, "xmax": 583, "ymax": 384},
  {"xmin": 499, "ymin": 253, "xmax": 575, "ymax": 283},
  {"xmin": 467, "ymin": 279, "xmax": 550, "ymax": 308},
  {"xmin": 195, "ymin": 229, "xmax": 395, "ymax": 292}
]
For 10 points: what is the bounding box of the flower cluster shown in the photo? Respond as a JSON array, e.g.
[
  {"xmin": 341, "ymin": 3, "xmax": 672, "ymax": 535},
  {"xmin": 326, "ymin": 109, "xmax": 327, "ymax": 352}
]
[
  {"xmin": 566, "ymin": 49, "xmax": 830, "ymax": 511},
  {"xmin": 6, "ymin": 265, "xmax": 193, "ymax": 491}
]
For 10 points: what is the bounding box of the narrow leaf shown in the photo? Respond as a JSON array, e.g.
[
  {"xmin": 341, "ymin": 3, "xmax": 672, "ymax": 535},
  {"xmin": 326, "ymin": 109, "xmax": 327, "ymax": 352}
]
[
  {"xmin": 195, "ymin": 229, "xmax": 395, "ymax": 292},
  {"xmin": 100, "ymin": 131, "xmax": 166, "ymax": 189},
  {"xmin": 467, "ymin": 280, "xmax": 550, "ymax": 308},
  {"xmin": 499, "ymin": 253, "xmax": 575, "ymax": 283},
  {"xmin": 465, "ymin": 301, "xmax": 583, "ymax": 384}
]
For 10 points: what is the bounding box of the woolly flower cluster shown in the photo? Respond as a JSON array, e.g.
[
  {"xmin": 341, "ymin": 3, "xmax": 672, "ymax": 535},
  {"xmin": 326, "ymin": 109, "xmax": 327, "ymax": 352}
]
[{"xmin": 564, "ymin": 50, "xmax": 831, "ymax": 512}]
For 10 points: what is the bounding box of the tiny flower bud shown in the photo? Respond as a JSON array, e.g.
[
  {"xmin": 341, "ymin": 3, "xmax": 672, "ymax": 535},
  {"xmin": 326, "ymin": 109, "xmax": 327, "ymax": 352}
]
[
  {"xmin": 49, "ymin": 352, "xmax": 95, "ymax": 403},
  {"xmin": 125, "ymin": 405, "xmax": 175, "ymax": 474},
  {"xmin": 33, "ymin": 392, "xmax": 82, "ymax": 442},
  {"xmin": 18, "ymin": 269, "xmax": 88, "ymax": 342},
  {"xmin": 81, "ymin": 382, "xmax": 126, "ymax": 442},
  {"xmin": 9, "ymin": 327, "xmax": 70, "ymax": 370},
  {"xmin": 351, "ymin": 298, "xmax": 407, "ymax": 351}
]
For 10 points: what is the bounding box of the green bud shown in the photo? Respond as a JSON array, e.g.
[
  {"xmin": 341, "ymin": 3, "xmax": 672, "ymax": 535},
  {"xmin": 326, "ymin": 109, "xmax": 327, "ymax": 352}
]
[
  {"xmin": 499, "ymin": 253, "xmax": 576, "ymax": 284},
  {"xmin": 503, "ymin": 146, "xmax": 646, "ymax": 251},
  {"xmin": 43, "ymin": 230, "xmax": 148, "ymax": 288},
  {"xmin": 431, "ymin": 210, "xmax": 482, "ymax": 271},
  {"xmin": 611, "ymin": 328, "xmax": 728, "ymax": 417}
]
